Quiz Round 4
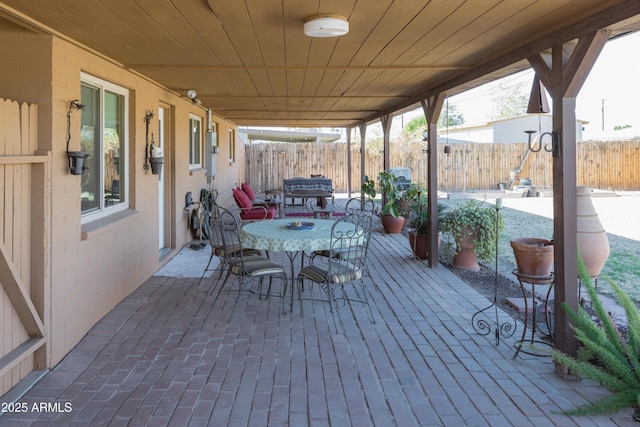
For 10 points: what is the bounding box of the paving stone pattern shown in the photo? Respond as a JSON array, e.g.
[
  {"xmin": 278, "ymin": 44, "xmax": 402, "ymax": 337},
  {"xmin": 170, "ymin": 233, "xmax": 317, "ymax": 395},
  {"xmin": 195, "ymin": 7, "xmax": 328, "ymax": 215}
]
[{"xmin": 0, "ymin": 215, "xmax": 637, "ymax": 426}]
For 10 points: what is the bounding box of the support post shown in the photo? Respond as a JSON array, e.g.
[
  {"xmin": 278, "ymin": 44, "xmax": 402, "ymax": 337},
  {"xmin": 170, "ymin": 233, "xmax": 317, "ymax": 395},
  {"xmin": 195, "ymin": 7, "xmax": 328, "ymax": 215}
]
[
  {"xmin": 421, "ymin": 94, "xmax": 445, "ymax": 268},
  {"xmin": 527, "ymin": 29, "xmax": 609, "ymax": 361}
]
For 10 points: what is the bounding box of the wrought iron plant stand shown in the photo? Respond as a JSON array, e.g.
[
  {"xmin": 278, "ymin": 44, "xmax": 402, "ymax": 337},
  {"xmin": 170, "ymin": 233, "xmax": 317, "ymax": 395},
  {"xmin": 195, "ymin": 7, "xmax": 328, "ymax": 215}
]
[{"xmin": 471, "ymin": 199, "xmax": 518, "ymax": 345}]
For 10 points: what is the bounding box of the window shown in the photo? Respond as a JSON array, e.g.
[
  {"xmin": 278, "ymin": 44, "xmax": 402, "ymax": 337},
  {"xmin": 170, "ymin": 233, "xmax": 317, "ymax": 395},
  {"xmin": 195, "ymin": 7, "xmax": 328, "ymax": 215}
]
[
  {"xmin": 189, "ymin": 114, "xmax": 202, "ymax": 168},
  {"xmin": 229, "ymin": 128, "xmax": 235, "ymax": 163},
  {"xmin": 80, "ymin": 73, "xmax": 128, "ymax": 220}
]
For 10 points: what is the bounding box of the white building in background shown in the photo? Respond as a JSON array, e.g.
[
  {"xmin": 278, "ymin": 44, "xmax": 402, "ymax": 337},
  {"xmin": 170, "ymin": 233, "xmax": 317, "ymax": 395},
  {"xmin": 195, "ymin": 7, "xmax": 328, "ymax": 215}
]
[{"xmin": 441, "ymin": 114, "xmax": 587, "ymax": 143}]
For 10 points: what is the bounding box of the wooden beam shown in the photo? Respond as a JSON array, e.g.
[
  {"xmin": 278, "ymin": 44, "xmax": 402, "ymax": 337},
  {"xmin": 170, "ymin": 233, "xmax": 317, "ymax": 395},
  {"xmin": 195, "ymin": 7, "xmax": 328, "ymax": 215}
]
[
  {"xmin": 421, "ymin": 94, "xmax": 445, "ymax": 268},
  {"xmin": 346, "ymin": 127, "xmax": 352, "ymax": 197},
  {"xmin": 538, "ymin": 32, "xmax": 607, "ymax": 360},
  {"xmin": 131, "ymin": 64, "xmax": 472, "ymax": 71},
  {"xmin": 380, "ymin": 114, "xmax": 392, "ymax": 172},
  {"xmin": 359, "ymin": 122, "xmax": 367, "ymax": 201},
  {"xmin": 0, "ymin": 155, "xmax": 49, "ymax": 164},
  {"xmin": 0, "ymin": 242, "xmax": 45, "ymax": 338},
  {"xmin": 563, "ymin": 30, "xmax": 611, "ymax": 97},
  {"xmin": 0, "ymin": 338, "xmax": 46, "ymax": 379}
]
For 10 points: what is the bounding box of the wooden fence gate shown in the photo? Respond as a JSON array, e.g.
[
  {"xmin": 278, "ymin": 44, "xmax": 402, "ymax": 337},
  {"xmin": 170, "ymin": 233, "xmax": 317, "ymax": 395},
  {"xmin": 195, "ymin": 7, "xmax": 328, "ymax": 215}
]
[{"xmin": 0, "ymin": 99, "xmax": 50, "ymax": 395}]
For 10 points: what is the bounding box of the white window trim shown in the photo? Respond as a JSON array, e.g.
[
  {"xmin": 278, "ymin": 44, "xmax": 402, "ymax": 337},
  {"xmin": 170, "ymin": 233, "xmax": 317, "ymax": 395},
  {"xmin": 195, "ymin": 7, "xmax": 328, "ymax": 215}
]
[
  {"xmin": 228, "ymin": 128, "xmax": 235, "ymax": 164},
  {"xmin": 80, "ymin": 72, "xmax": 129, "ymax": 224},
  {"xmin": 189, "ymin": 114, "xmax": 203, "ymax": 170}
]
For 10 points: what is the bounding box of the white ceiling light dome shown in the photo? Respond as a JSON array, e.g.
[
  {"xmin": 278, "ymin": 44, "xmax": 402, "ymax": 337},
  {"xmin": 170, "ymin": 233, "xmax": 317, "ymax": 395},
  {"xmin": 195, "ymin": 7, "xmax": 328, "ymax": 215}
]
[{"xmin": 304, "ymin": 15, "xmax": 349, "ymax": 38}]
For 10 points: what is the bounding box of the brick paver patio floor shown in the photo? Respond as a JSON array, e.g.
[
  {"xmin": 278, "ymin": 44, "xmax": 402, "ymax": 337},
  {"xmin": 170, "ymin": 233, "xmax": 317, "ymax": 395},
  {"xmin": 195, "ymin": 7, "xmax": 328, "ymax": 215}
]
[{"xmin": 0, "ymin": 211, "xmax": 636, "ymax": 426}]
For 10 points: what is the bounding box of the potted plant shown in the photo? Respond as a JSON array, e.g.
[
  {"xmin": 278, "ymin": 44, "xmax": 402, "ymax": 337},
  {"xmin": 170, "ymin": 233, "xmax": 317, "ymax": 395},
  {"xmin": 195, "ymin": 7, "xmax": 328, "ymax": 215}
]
[
  {"xmin": 510, "ymin": 237, "xmax": 554, "ymax": 277},
  {"xmin": 407, "ymin": 196, "xmax": 446, "ymax": 259},
  {"xmin": 362, "ymin": 171, "xmax": 406, "ymax": 233},
  {"xmin": 553, "ymin": 259, "xmax": 640, "ymax": 419},
  {"xmin": 440, "ymin": 200, "xmax": 503, "ymax": 271}
]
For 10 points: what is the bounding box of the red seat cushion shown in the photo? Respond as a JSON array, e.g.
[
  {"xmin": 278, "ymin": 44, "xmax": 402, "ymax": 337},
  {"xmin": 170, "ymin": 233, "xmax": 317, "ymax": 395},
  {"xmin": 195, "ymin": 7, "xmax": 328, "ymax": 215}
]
[
  {"xmin": 241, "ymin": 182, "xmax": 256, "ymax": 201},
  {"xmin": 240, "ymin": 206, "xmax": 276, "ymax": 220},
  {"xmin": 233, "ymin": 187, "xmax": 252, "ymax": 210}
]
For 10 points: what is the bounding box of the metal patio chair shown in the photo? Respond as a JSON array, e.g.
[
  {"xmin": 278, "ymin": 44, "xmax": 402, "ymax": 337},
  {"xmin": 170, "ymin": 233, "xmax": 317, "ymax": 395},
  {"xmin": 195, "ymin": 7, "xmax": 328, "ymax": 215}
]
[{"xmin": 296, "ymin": 211, "xmax": 374, "ymax": 331}]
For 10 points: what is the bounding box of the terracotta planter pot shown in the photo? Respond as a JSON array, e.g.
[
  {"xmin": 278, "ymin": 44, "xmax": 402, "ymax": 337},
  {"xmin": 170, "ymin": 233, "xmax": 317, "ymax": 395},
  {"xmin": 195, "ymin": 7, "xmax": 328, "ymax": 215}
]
[
  {"xmin": 408, "ymin": 231, "xmax": 440, "ymax": 260},
  {"xmin": 452, "ymin": 231, "xmax": 480, "ymax": 271},
  {"xmin": 510, "ymin": 237, "xmax": 554, "ymax": 277},
  {"xmin": 381, "ymin": 214, "xmax": 405, "ymax": 234}
]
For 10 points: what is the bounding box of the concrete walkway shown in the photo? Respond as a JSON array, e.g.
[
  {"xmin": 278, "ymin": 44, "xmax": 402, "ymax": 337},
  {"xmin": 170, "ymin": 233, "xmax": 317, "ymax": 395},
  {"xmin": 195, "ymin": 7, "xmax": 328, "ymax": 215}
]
[{"xmin": 0, "ymin": 215, "xmax": 637, "ymax": 426}]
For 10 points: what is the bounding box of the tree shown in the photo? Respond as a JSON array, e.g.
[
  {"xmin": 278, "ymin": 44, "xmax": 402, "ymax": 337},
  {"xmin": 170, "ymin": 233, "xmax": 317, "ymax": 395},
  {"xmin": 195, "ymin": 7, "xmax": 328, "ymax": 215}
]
[
  {"xmin": 438, "ymin": 103, "xmax": 464, "ymax": 128},
  {"xmin": 488, "ymin": 80, "xmax": 529, "ymax": 120},
  {"xmin": 403, "ymin": 103, "xmax": 465, "ymax": 136}
]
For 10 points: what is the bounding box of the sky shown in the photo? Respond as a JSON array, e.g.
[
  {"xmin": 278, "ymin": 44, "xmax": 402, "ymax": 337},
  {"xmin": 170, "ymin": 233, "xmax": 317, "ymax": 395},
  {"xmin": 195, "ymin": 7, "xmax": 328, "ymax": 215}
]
[{"xmin": 419, "ymin": 31, "xmax": 640, "ymax": 139}]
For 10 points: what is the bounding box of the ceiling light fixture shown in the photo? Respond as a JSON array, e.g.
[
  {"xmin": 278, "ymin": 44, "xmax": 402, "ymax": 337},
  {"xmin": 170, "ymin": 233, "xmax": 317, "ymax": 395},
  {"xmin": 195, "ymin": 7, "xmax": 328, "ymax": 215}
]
[{"xmin": 304, "ymin": 15, "xmax": 349, "ymax": 38}]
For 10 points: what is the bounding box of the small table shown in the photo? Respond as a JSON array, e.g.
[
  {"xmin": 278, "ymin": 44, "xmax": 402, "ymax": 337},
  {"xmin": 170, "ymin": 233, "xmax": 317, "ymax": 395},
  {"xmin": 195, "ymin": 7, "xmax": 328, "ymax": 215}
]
[
  {"xmin": 312, "ymin": 204, "xmax": 335, "ymax": 219},
  {"xmin": 240, "ymin": 218, "xmax": 357, "ymax": 309},
  {"xmin": 259, "ymin": 197, "xmax": 283, "ymax": 218},
  {"xmin": 512, "ymin": 270, "xmax": 554, "ymax": 358}
]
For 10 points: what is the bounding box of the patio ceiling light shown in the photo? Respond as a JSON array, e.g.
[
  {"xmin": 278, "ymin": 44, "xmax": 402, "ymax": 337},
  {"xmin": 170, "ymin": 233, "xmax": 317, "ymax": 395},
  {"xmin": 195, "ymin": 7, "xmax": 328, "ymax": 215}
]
[{"xmin": 304, "ymin": 15, "xmax": 349, "ymax": 38}]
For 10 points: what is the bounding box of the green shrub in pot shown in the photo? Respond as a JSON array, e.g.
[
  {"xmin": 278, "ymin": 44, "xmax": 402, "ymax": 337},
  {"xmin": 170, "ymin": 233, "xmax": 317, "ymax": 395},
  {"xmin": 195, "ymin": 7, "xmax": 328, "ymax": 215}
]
[{"xmin": 439, "ymin": 199, "xmax": 503, "ymax": 262}]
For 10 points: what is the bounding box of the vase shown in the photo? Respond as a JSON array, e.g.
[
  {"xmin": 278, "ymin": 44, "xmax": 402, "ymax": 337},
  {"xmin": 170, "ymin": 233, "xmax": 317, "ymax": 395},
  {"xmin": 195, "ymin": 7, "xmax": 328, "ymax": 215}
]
[
  {"xmin": 408, "ymin": 231, "xmax": 440, "ymax": 260},
  {"xmin": 150, "ymin": 156, "xmax": 164, "ymax": 176},
  {"xmin": 510, "ymin": 238, "xmax": 554, "ymax": 277},
  {"xmin": 452, "ymin": 230, "xmax": 479, "ymax": 271},
  {"xmin": 381, "ymin": 214, "xmax": 404, "ymax": 234},
  {"xmin": 576, "ymin": 186, "xmax": 610, "ymax": 277}
]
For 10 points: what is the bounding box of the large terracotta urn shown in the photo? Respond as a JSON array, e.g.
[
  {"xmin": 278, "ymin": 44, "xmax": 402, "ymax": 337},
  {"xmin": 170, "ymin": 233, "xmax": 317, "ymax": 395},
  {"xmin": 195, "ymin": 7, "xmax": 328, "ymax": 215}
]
[
  {"xmin": 576, "ymin": 186, "xmax": 610, "ymax": 277},
  {"xmin": 452, "ymin": 231, "xmax": 480, "ymax": 271},
  {"xmin": 510, "ymin": 238, "xmax": 554, "ymax": 277},
  {"xmin": 381, "ymin": 214, "xmax": 405, "ymax": 234}
]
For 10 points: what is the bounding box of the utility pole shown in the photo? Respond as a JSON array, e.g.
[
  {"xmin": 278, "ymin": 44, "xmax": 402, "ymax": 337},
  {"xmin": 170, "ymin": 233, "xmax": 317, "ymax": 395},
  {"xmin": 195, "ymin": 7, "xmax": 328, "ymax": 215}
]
[{"xmin": 601, "ymin": 98, "xmax": 606, "ymax": 131}]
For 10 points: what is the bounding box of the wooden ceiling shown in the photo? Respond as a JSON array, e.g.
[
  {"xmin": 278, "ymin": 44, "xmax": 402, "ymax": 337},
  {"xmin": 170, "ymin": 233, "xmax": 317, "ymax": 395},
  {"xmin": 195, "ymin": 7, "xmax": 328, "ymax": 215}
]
[{"xmin": 1, "ymin": 0, "xmax": 640, "ymax": 127}]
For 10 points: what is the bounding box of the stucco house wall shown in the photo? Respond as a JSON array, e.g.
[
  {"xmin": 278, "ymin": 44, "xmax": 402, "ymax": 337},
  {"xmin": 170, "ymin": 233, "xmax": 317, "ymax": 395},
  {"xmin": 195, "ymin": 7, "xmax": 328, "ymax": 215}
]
[{"xmin": 0, "ymin": 17, "xmax": 242, "ymax": 372}]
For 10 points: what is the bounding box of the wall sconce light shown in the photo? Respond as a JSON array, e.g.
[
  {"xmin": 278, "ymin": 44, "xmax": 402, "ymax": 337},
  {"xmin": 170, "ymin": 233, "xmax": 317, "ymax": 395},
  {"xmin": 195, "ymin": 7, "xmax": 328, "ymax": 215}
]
[
  {"xmin": 444, "ymin": 145, "xmax": 451, "ymax": 156},
  {"xmin": 187, "ymin": 89, "xmax": 201, "ymax": 106},
  {"xmin": 422, "ymin": 129, "xmax": 428, "ymax": 141},
  {"xmin": 66, "ymin": 100, "xmax": 89, "ymax": 175}
]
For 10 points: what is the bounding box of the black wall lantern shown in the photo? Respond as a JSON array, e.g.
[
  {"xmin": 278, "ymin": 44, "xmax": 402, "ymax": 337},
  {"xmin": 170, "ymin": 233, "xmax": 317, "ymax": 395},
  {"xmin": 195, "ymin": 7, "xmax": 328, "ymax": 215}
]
[{"xmin": 66, "ymin": 100, "xmax": 89, "ymax": 175}]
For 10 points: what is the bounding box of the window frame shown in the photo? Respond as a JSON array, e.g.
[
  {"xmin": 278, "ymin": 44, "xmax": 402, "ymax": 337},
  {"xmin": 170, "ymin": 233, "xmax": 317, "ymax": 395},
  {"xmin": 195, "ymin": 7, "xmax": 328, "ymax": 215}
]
[
  {"xmin": 189, "ymin": 114, "xmax": 203, "ymax": 169},
  {"xmin": 80, "ymin": 73, "xmax": 129, "ymax": 223},
  {"xmin": 228, "ymin": 128, "xmax": 236, "ymax": 164}
]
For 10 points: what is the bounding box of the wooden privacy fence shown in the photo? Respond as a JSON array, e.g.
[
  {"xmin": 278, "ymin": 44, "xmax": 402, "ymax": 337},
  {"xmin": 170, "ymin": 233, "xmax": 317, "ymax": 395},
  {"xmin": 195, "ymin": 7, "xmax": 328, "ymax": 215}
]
[
  {"xmin": 0, "ymin": 98, "xmax": 49, "ymax": 395},
  {"xmin": 244, "ymin": 140, "xmax": 640, "ymax": 193}
]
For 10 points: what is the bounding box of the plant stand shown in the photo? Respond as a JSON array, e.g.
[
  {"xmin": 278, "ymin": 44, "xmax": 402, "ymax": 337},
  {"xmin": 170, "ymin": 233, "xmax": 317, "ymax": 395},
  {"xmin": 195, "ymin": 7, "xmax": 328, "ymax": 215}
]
[
  {"xmin": 511, "ymin": 270, "xmax": 555, "ymax": 359},
  {"xmin": 472, "ymin": 202, "xmax": 517, "ymax": 346}
]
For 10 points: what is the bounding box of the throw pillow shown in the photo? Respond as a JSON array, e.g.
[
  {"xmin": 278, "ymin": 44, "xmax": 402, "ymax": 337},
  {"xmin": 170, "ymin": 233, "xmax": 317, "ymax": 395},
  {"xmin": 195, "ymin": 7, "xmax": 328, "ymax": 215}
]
[
  {"xmin": 233, "ymin": 187, "xmax": 252, "ymax": 210},
  {"xmin": 241, "ymin": 182, "xmax": 256, "ymax": 201}
]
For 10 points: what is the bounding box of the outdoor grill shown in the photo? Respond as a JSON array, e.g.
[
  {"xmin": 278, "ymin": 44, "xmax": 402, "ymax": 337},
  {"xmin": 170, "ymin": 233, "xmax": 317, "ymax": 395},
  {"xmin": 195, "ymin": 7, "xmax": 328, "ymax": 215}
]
[{"xmin": 388, "ymin": 167, "xmax": 412, "ymax": 190}]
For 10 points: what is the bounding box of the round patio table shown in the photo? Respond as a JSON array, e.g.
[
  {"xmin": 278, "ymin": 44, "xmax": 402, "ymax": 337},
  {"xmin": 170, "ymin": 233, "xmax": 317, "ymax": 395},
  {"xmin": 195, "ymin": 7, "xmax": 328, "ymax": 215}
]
[{"xmin": 240, "ymin": 218, "xmax": 358, "ymax": 310}]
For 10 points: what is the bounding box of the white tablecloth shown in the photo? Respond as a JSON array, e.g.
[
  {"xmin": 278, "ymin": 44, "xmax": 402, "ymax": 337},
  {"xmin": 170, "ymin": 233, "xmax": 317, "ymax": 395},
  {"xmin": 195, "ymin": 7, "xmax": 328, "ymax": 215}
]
[{"xmin": 240, "ymin": 219, "xmax": 340, "ymax": 252}]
